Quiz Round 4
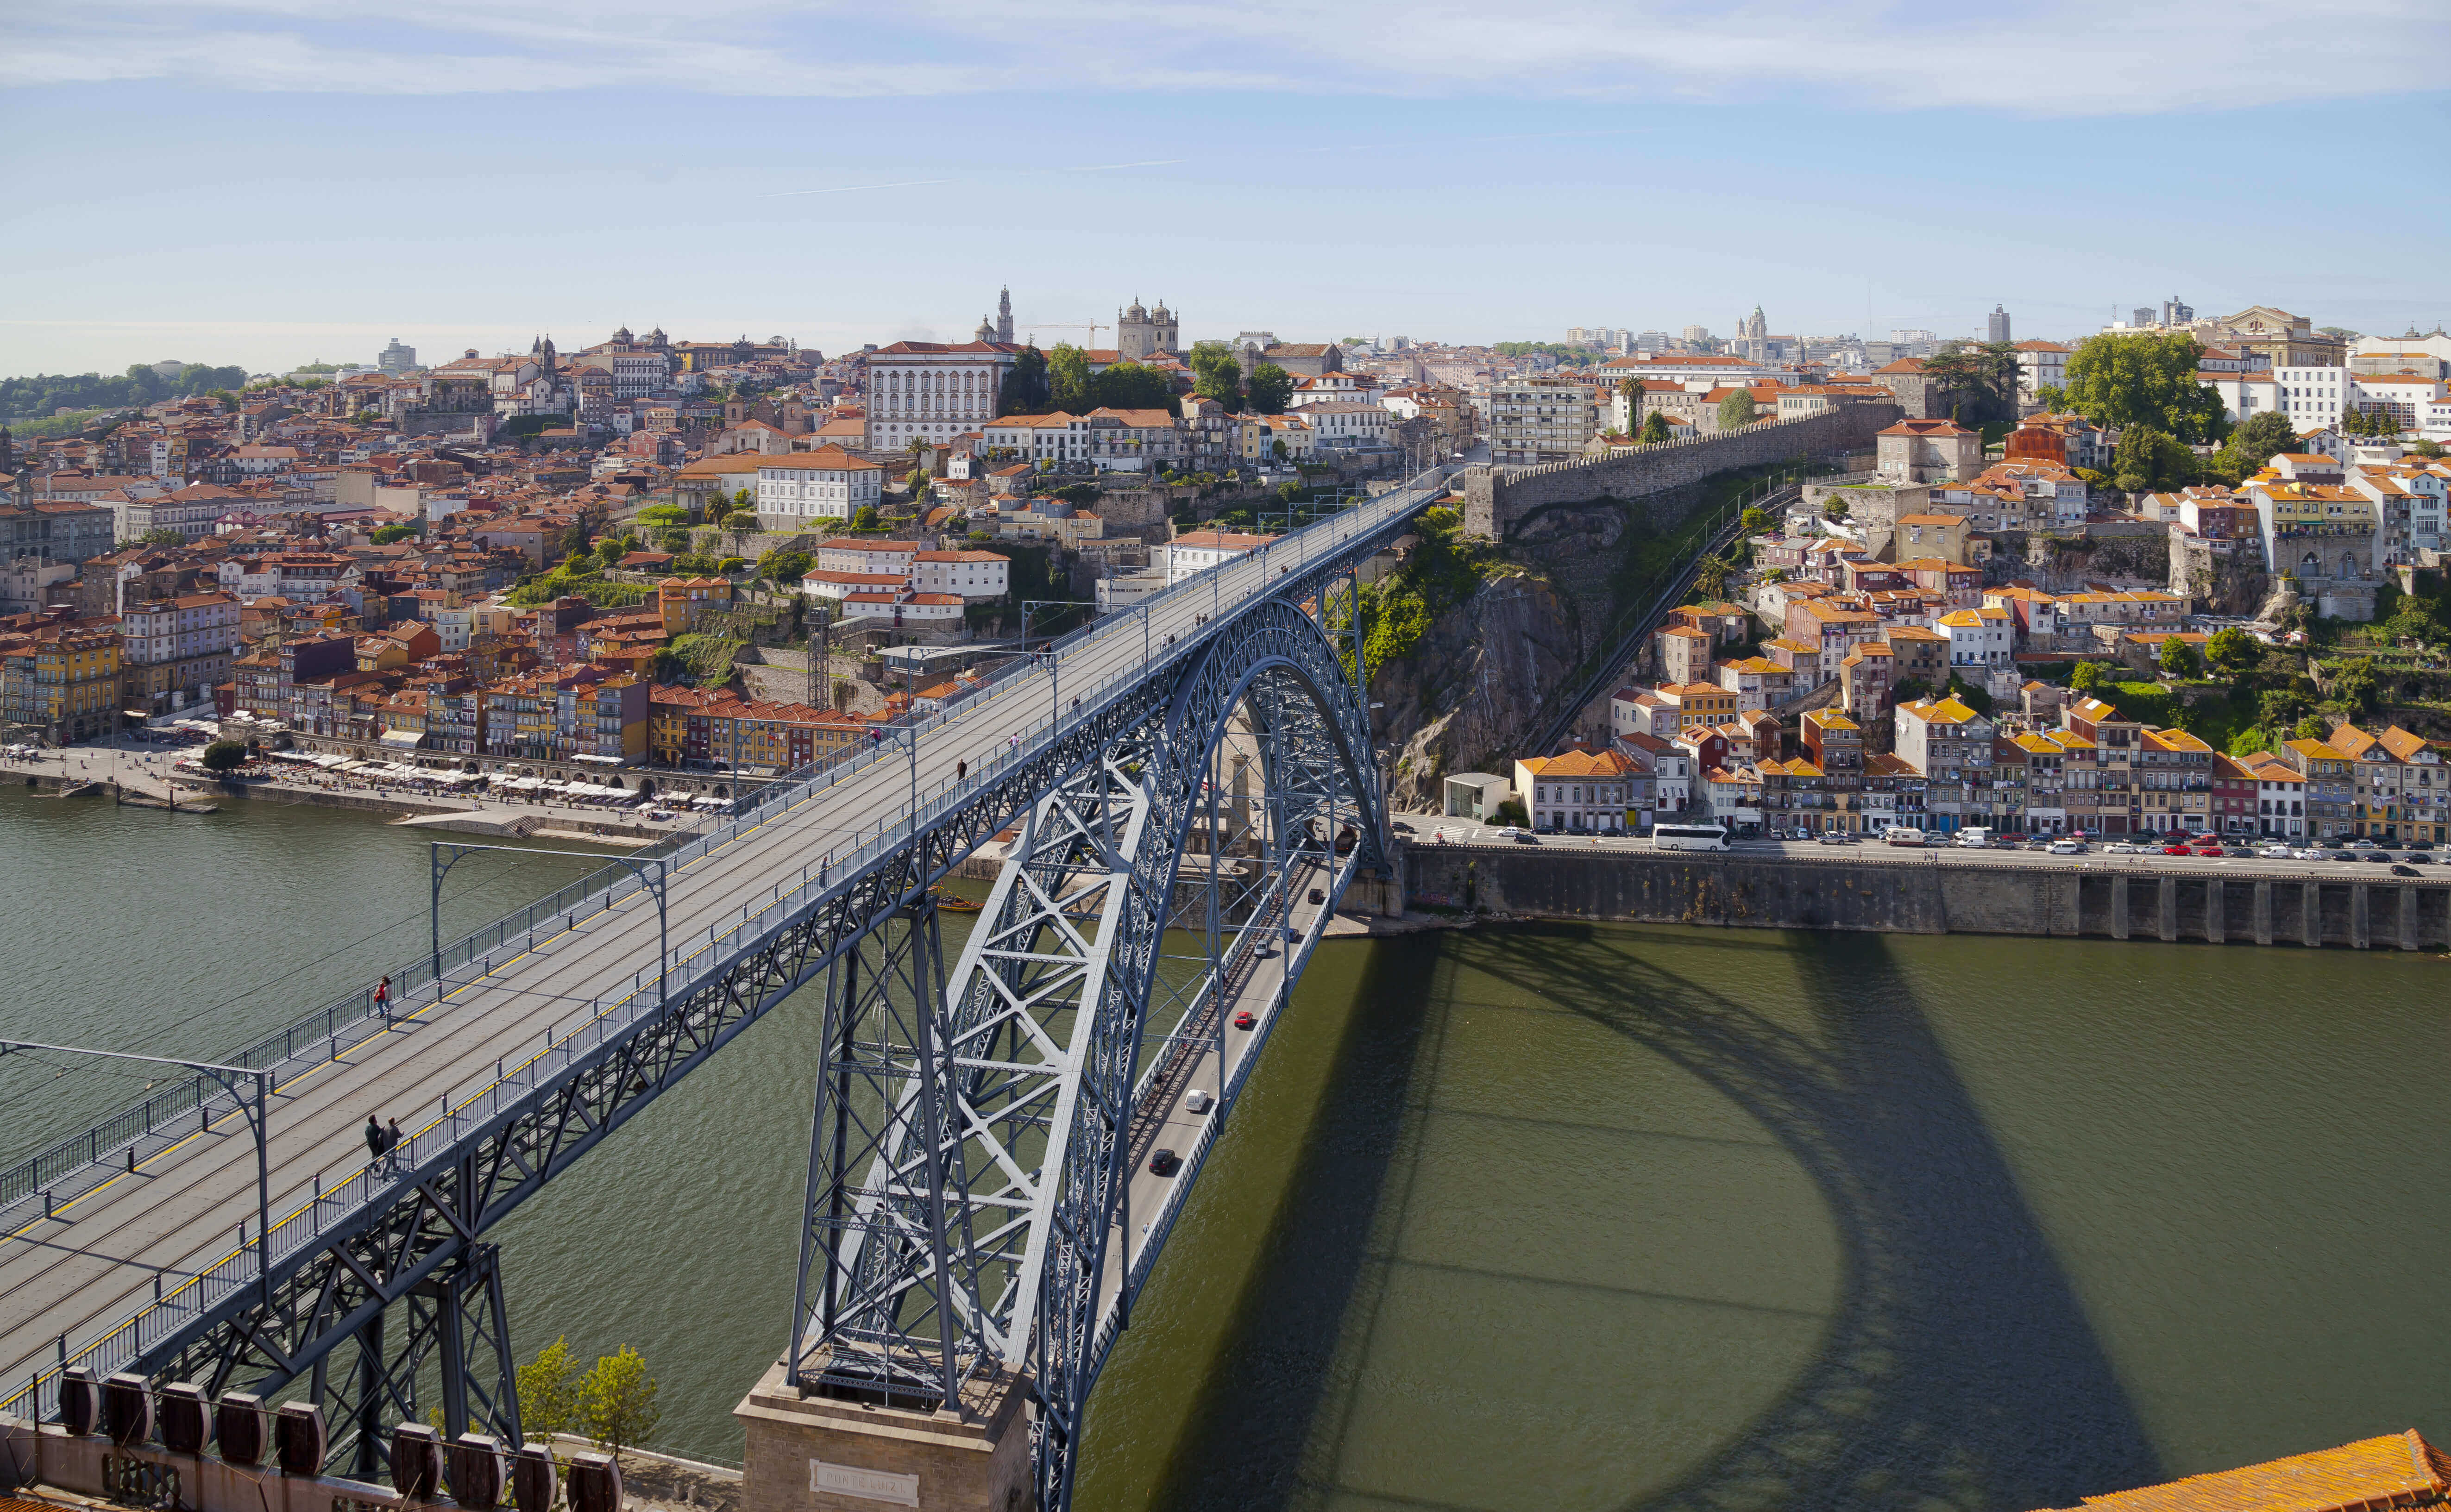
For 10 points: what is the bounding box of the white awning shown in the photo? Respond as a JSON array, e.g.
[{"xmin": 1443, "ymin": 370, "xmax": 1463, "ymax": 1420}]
[{"xmin": 378, "ymin": 729, "xmax": 426, "ymax": 749}]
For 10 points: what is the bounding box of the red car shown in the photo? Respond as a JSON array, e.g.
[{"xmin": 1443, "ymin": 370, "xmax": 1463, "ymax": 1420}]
[
  {"xmin": 2193, "ymin": 846, "xmax": 2224, "ymax": 856},
  {"xmin": 1232, "ymin": 1010, "xmax": 1256, "ymax": 1030},
  {"xmin": 2162, "ymin": 843, "xmax": 2191, "ymax": 855}
]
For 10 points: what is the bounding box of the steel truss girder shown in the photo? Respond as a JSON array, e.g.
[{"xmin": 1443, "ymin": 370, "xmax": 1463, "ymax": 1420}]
[
  {"xmin": 105, "ymin": 686, "xmax": 1175, "ymax": 1475},
  {"xmin": 93, "ymin": 572, "xmax": 1380, "ymax": 1505},
  {"xmin": 792, "ymin": 596, "xmax": 1386, "ymax": 1512}
]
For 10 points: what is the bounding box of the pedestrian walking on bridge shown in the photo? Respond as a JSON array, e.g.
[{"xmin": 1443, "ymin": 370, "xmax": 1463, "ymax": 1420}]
[
  {"xmin": 363, "ymin": 1114, "xmax": 383, "ymax": 1168},
  {"xmin": 385, "ymin": 1118, "xmax": 405, "ymax": 1173}
]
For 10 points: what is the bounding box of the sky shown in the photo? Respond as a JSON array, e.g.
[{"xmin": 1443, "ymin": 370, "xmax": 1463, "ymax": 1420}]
[{"xmin": 3, "ymin": 0, "xmax": 2448, "ymax": 378}]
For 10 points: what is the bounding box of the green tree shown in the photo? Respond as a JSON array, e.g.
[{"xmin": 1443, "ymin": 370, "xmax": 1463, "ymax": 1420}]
[
  {"xmin": 370, "ymin": 523, "xmax": 417, "ymax": 545},
  {"xmin": 2160, "ymin": 639, "xmax": 2205, "ymax": 679},
  {"xmin": 1092, "ymin": 362, "xmax": 1174, "ymax": 412},
  {"xmin": 1638, "ymin": 409, "xmax": 1672, "ymax": 444},
  {"xmin": 1716, "ymin": 389, "xmax": 1757, "ymax": 430},
  {"xmin": 559, "ymin": 523, "xmax": 591, "ymax": 561},
  {"xmin": 2058, "ymin": 332, "xmax": 2230, "ymax": 443},
  {"xmin": 2408, "ymin": 439, "xmax": 2445, "ymax": 458},
  {"xmin": 199, "ymin": 739, "xmax": 249, "ymax": 773},
  {"xmin": 1000, "ymin": 345, "xmax": 1050, "ymax": 415},
  {"xmin": 2293, "ymin": 715, "xmax": 2328, "ymax": 740},
  {"xmin": 1738, "ymin": 506, "xmax": 1769, "ymax": 537},
  {"xmin": 137, "ymin": 526, "xmax": 188, "ymax": 547},
  {"xmin": 577, "ymin": 1346, "xmax": 660, "ymax": 1468},
  {"xmin": 2070, "ymin": 660, "xmax": 2113, "ymax": 694},
  {"xmin": 1245, "ymin": 363, "xmax": 1294, "ymax": 415},
  {"xmin": 2207, "ymin": 626, "xmax": 2262, "ymax": 671},
  {"xmin": 1694, "ymin": 552, "xmax": 1733, "ymax": 601},
  {"xmin": 2112, "ymin": 424, "xmax": 2196, "ymax": 493},
  {"xmin": 2333, "ymin": 657, "xmax": 2381, "ymax": 714},
  {"xmin": 850, "ymin": 504, "xmax": 880, "ymax": 530},
  {"xmin": 519, "ymin": 1336, "xmax": 580, "ymax": 1452},
  {"xmin": 1188, "ymin": 341, "xmax": 1244, "ymax": 412},
  {"xmin": 2220, "ymin": 410, "xmax": 2298, "ymax": 475},
  {"xmin": 757, "ymin": 548, "xmax": 811, "ymax": 585},
  {"xmin": 1047, "ymin": 343, "xmax": 1093, "ymax": 412},
  {"xmin": 653, "ymin": 527, "xmax": 691, "ymax": 555}
]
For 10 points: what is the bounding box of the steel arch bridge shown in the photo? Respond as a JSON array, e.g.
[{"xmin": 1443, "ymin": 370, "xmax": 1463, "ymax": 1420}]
[
  {"xmin": 1, "ymin": 470, "xmax": 1442, "ymax": 1512},
  {"xmin": 793, "ymin": 596, "xmax": 1384, "ymax": 1509}
]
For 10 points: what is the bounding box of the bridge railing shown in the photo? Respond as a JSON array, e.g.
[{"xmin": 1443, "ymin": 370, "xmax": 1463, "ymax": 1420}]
[{"xmin": 0, "ymin": 465, "xmax": 1460, "ymax": 1419}]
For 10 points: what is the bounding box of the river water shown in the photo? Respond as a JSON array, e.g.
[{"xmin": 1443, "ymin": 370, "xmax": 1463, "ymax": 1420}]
[{"xmin": 5, "ymin": 791, "xmax": 2447, "ymax": 1511}]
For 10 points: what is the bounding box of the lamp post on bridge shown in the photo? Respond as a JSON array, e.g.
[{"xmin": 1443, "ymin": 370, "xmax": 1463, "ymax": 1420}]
[
  {"xmin": 0, "ymin": 1039, "xmax": 276, "ymax": 1320},
  {"xmin": 429, "ymin": 842, "xmax": 670, "ymax": 1014}
]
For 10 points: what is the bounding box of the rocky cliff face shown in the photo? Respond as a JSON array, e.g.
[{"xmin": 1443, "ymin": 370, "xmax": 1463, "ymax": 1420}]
[{"xmin": 1376, "ymin": 568, "xmax": 1583, "ymax": 811}]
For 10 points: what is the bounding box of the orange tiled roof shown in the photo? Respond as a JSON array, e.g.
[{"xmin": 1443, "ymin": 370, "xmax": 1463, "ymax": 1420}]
[{"xmin": 2056, "ymin": 1430, "xmax": 2449, "ymax": 1512}]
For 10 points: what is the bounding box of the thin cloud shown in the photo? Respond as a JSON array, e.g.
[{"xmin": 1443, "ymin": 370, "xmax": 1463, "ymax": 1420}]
[
  {"xmin": 758, "ymin": 178, "xmax": 955, "ymax": 199},
  {"xmin": 1, "ymin": 1, "xmax": 2442, "ymax": 114},
  {"xmin": 1062, "ymin": 159, "xmax": 1189, "ymax": 172}
]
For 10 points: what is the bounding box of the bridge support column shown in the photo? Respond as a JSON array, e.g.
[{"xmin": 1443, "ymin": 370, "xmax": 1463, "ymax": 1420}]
[
  {"xmin": 2204, "ymin": 879, "xmax": 2224, "ymax": 944},
  {"xmin": 2109, "ymin": 874, "xmax": 2129, "ymax": 940},
  {"xmin": 2350, "ymin": 884, "xmax": 2370, "ymax": 949},
  {"xmin": 737, "ymin": 1360, "xmax": 1032, "ymax": 1512},
  {"xmin": 2302, "ymin": 882, "xmax": 2322, "ymax": 948},
  {"xmin": 2157, "ymin": 877, "xmax": 2177, "ymax": 941},
  {"xmin": 2401, "ymin": 886, "xmax": 2421, "ymax": 952},
  {"xmin": 2253, "ymin": 881, "xmax": 2273, "ymax": 946}
]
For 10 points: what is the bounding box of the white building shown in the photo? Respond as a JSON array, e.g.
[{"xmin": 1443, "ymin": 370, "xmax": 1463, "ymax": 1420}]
[
  {"xmin": 754, "ymin": 448, "xmax": 883, "ymax": 526},
  {"xmin": 867, "ymin": 339, "xmax": 1020, "ymax": 448},
  {"xmin": 910, "ymin": 549, "xmax": 1010, "ymax": 602},
  {"xmin": 2012, "ymin": 340, "xmax": 2071, "ymax": 401},
  {"xmin": 815, "ymin": 538, "xmax": 918, "ymax": 576},
  {"xmin": 1163, "ymin": 530, "xmax": 1275, "ymax": 584},
  {"xmin": 1937, "ymin": 606, "xmax": 2014, "ymax": 672},
  {"xmin": 1298, "ymin": 401, "xmax": 1392, "ymax": 450}
]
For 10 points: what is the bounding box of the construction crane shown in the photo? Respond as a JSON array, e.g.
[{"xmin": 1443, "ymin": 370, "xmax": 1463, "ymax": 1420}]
[{"xmin": 1020, "ymin": 321, "xmax": 1109, "ymax": 346}]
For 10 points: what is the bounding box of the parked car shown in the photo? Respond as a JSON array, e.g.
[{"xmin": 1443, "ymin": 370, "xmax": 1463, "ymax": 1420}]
[
  {"xmin": 2102, "ymin": 842, "xmax": 2136, "ymax": 854},
  {"xmin": 2292, "ymin": 847, "xmax": 2325, "ymax": 860},
  {"xmin": 2404, "ymin": 853, "xmax": 2433, "ymax": 864},
  {"xmin": 2161, "ymin": 843, "xmax": 2192, "ymax": 856},
  {"xmin": 1495, "ymin": 825, "xmax": 1521, "ymax": 841},
  {"xmin": 2361, "ymin": 852, "xmax": 2394, "ymax": 863},
  {"xmin": 2192, "ymin": 846, "xmax": 2225, "ymax": 857},
  {"xmin": 2347, "ymin": 838, "xmax": 2379, "ymax": 850},
  {"xmin": 1816, "ymin": 832, "xmax": 1853, "ymax": 845},
  {"xmin": 2048, "ymin": 840, "xmax": 2086, "ymax": 855},
  {"xmin": 2327, "ymin": 851, "xmax": 2357, "ymax": 862},
  {"xmin": 2407, "ymin": 840, "xmax": 2435, "ymax": 852},
  {"xmin": 2256, "ymin": 846, "xmax": 2294, "ymax": 860},
  {"xmin": 1148, "ymin": 1148, "xmax": 1181, "ymax": 1177}
]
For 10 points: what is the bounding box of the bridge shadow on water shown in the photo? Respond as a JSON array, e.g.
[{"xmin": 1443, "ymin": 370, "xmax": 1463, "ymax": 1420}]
[{"xmin": 1145, "ymin": 924, "xmax": 2163, "ymax": 1512}]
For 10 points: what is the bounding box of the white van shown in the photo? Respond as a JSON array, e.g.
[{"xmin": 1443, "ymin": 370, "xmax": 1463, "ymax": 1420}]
[{"xmin": 1955, "ymin": 827, "xmax": 1996, "ymax": 849}]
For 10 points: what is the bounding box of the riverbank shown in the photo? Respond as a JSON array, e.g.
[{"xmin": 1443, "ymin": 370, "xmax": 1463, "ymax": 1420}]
[
  {"xmin": 1398, "ymin": 842, "xmax": 2451, "ymax": 950},
  {"xmin": 2, "ymin": 749, "xmax": 684, "ymax": 842}
]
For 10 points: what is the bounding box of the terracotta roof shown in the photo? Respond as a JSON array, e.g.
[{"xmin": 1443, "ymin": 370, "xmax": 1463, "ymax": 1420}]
[
  {"xmin": 1519, "ymin": 748, "xmax": 1638, "ymax": 778},
  {"xmin": 2061, "ymin": 1430, "xmax": 2448, "ymax": 1512}
]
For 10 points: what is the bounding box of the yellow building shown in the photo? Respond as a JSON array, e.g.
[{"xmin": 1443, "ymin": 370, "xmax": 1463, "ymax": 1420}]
[{"xmin": 1, "ymin": 623, "xmax": 124, "ymax": 741}]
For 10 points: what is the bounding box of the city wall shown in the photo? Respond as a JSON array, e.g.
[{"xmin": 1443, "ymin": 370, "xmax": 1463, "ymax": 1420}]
[
  {"xmin": 1462, "ymin": 402, "xmax": 1901, "ymax": 540},
  {"xmin": 1399, "ymin": 845, "xmax": 2451, "ymax": 950}
]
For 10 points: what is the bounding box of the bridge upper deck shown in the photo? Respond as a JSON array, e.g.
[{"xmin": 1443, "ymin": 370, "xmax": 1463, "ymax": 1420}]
[{"xmin": 0, "ymin": 467, "xmax": 1453, "ymax": 1412}]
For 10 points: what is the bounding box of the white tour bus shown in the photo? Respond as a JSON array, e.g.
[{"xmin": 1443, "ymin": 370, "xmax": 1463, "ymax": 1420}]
[{"xmin": 1652, "ymin": 823, "xmax": 1731, "ymax": 852}]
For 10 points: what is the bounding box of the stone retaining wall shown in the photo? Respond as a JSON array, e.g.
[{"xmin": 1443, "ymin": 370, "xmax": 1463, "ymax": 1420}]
[
  {"xmin": 1402, "ymin": 844, "xmax": 2451, "ymax": 950},
  {"xmin": 1462, "ymin": 402, "xmax": 1900, "ymax": 539}
]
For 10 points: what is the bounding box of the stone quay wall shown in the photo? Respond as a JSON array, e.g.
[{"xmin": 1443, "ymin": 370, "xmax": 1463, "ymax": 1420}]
[
  {"xmin": 1401, "ymin": 844, "xmax": 2451, "ymax": 951},
  {"xmin": 1463, "ymin": 402, "xmax": 1900, "ymax": 540}
]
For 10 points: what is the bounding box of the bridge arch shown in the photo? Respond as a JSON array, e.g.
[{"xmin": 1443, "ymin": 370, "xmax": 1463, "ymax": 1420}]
[{"xmin": 790, "ymin": 594, "xmax": 1383, "ymax": 1511}]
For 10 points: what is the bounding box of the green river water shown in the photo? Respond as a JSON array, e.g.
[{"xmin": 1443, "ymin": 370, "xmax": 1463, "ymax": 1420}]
[{"xmin": 3, "ymin": 790, "xmax": 2446, "ymax": 1511}]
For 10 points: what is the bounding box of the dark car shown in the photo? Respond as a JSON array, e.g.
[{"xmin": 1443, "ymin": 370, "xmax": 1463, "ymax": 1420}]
[
  {"xmin": 2392, "ymin": 863, "xmax": 2419, "ymax": 876},
  {"xmin": 1232, "ymin": 1010, "xmax": 1256, "ymax": 1030},
  {"xmin": 2405, "ymin": 853, "xmax": 2433, "ymax": 864},
  {"xmin": 2408, "ymin": 840, "xmax": 2435, "ymax": 851},
  {"xmin": 2223, "ymin": 847, "xmax": 2254, "ymax": 857},
  {"xmin": 1148, "ymin": 1148, "xmax": 1181, "ymax": 1177},
  {"xmin": 2361, "ymin": 852, "xmax": 2394, "ymax": 863},
  {"xmin": 2327, "ymin": 851, "xmax": 2357, "ymax": 862}
]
